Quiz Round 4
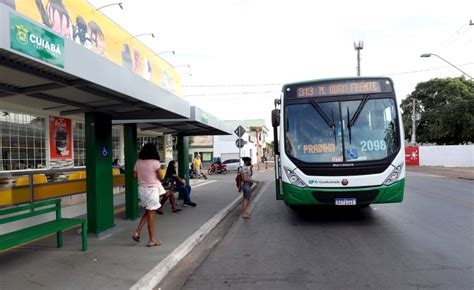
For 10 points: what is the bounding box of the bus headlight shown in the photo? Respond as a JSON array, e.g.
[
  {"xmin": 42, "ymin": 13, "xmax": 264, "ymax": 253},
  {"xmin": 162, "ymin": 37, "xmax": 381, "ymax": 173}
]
[
  {"xmin": 383, "ymin": 164, "xmax": 403, "ymax": 185},
  {"xmin": 284, "ymin": 166, "xmax": 306, "ymax": 188}
]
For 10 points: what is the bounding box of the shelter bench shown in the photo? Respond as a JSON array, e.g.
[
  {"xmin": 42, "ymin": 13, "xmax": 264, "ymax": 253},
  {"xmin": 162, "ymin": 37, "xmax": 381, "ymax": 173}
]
[{"xmin": 0, "ymin": 199, "xmax": 87, "ymax": 252}]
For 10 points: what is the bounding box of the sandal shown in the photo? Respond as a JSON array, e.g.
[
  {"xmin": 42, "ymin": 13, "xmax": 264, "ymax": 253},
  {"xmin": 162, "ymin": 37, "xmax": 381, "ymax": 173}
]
[
  {"xmin": 172, "ymin": 208, "xmax": 182, "ymax": 213},
  {"xmin": 132, "ymin": 234, "xmax": 140, "ymax": 242},
  {"xmin": 147, "ymin": 241, "xmax": 162, "ymax": 247}
]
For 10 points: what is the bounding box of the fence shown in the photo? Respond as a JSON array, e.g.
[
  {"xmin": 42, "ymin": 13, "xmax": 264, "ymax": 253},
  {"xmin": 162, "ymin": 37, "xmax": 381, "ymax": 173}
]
[
  {"xmin": 405, "ymin": 145, "xmax": 474, "ymax": 167},
  {"xmin": 0, "ymin": 167, "xmax": 125, "ymax": 207}
]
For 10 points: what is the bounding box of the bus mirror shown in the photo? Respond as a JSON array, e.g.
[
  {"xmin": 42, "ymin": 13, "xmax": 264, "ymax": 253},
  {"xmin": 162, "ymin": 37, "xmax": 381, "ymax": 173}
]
[{"xmin": 272, "ymin": 109, "xmax": 280, "ymax": 127}]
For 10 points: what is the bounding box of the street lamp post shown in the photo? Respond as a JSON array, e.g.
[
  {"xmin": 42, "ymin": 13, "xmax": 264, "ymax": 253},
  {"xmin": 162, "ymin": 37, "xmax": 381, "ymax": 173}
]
[
  {"xmin": 411, "ymin": 99, "xmax": 416, "ymax": 144},
  {"xmin": 158, "ymin": 50, "xmax": 175, "ymax": 56},
  {"xmin": 420, "ymin": 53, "xmax": 473, "ymax": 79},
  {"xmin": 131, "ymin": 33, "xmax": 156, "ymax": 39},
  {"xmin": 173, "ymin": 64, "xmax": 191, "ymax": 69},
  {"xmin": 96, "ymin": 2, "xmax": 123, "ymax": 11}
]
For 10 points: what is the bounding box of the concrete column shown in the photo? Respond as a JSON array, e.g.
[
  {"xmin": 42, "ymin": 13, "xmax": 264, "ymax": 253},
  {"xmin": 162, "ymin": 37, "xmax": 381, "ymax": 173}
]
[
  {"xmin": 177, "ymin": 135, "xmax": 189, "ymax": 199},
  {"xmin": 124, "ymin": 124, "xmax": 138, "ymax": 220},
  {"xmin": 85, "ymin": 112, "xmax": 115, "ymax": 234}
]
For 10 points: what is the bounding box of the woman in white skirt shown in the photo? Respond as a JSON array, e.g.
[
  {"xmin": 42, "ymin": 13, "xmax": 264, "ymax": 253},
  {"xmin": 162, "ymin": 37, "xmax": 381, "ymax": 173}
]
[{"xmin": 132, "ymin": 143, "xmax": 165, "ymax": 247}]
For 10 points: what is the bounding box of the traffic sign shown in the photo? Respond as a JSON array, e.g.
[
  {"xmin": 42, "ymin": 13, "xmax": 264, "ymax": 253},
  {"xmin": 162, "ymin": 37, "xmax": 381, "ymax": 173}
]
[
  {"xmin": 234, "ymin": 125, "xmax": 246, "ymax": 137},
  {"xmin": 235, "ymin": 138, "xmax": 245, "ymax": 148}
]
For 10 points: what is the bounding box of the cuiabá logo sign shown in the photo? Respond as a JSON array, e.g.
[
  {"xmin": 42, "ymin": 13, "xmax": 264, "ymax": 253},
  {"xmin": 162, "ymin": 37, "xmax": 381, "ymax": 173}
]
[
  {"xmin": 15, "ymin": 23, "xmax": 62, "ymax": 57},
  {"xmin": 15, "ymin": 25, "xmax": 28, "ymax": 45}
]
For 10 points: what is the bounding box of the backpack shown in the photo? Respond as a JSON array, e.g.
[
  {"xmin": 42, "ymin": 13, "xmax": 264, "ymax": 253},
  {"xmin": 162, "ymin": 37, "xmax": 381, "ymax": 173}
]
[{"xmin": 235, "ymin": 173, "xmax": 242, "ymax": 192}]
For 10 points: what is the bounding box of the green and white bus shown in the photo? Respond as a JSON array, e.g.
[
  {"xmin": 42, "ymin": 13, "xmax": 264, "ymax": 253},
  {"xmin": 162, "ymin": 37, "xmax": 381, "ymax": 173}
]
[{"xmin": 271, "ymin": 77, "xmax": 405, "ymax": 207}]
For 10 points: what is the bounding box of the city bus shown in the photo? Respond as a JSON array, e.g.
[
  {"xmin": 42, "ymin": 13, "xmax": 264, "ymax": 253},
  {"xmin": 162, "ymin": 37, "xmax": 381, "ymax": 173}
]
[{"xmin": 271, "ymin": 77, "xmax": 405, "ymax": 207}]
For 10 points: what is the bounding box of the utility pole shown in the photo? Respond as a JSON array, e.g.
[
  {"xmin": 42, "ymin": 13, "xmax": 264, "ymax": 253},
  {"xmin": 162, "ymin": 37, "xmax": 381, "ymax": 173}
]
[
  {"xmin": 354, "ymin": 40, "xmax": 364, "ymax": 76},
  {"xmin": 411, "ymin": 99, "xmax": 416, "ymax": 144}
]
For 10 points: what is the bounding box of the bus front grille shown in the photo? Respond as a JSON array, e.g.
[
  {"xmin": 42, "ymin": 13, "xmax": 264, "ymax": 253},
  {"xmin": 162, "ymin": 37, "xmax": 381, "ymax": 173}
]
[{"xmin": 311, "ymin": 190, "xmax": 379, "ymax": 204}]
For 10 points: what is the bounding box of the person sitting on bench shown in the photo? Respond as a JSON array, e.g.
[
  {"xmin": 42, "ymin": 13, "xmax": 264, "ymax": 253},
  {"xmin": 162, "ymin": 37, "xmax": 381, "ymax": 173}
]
[{"xmin": 164, "ymin": 160, "xmax": 197, "ymax": 207}]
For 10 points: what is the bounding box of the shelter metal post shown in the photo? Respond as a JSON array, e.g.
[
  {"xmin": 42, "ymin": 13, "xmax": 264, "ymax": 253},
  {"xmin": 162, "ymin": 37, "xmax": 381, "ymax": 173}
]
[
  {"xmin": 85, "ymin": 112, "xmax": 115, "ymax": 234},
  {"xmin": 177, "ymin": 135, "xmax": 189, "ymax": 200},
  {"xmin": 124, "ymin": 123, "xmax": 139, "ymax": 220}
]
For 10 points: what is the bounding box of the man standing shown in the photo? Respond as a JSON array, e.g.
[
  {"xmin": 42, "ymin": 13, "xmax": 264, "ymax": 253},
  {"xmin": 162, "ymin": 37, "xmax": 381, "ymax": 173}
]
[
  {"xmin": 240, "ymin": 157, "xmax": 257, "ymax": 218},
  {"xmin": 192, "ymin": 153, "xmax": 207, "ymax": 179}
]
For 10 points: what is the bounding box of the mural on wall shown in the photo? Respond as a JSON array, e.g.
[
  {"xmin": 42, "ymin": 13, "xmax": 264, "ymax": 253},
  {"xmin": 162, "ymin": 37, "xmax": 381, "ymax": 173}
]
[{"xmin": 1, "ymin": 0, "xmax": 180, "ymax": 95}]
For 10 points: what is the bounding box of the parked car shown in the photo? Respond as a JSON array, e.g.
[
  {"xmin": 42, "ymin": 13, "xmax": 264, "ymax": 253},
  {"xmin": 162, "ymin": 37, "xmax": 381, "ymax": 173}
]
[{"xmin": 222, "ymin": 159, "xmax": 240, "ymax": 171}]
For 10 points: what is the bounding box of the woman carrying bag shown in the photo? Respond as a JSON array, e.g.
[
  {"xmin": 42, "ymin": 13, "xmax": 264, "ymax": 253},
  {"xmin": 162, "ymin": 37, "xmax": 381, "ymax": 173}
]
[{"xmin": 132, "ymin": 143, "xmax": 165, "ymax": 247}]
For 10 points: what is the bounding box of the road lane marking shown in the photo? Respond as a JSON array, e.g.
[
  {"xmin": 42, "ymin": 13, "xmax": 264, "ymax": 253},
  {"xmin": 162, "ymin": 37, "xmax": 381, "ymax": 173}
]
[{"xmin": 192, "ymin": 180, "xmax": 216, "ymax": 189}]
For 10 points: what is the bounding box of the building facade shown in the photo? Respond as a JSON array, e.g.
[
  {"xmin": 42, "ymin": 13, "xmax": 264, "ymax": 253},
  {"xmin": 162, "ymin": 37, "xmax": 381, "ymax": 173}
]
[{"xmin": 213, "ymin": 119, "xmax": 270, "ymax": 165}]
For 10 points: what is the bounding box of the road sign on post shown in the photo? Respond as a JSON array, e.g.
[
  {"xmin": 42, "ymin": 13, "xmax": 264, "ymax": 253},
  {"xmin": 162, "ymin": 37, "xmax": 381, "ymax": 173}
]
[
  {"xmin": 234, "ymin": 126, "xmax": 246, "ymax": 169},
  {"xmin": 234, "ymin": 125, "xmax": 246, "ymax": 137},
  {"xmin": 235, "ymin": 138, "xmax": 245, "ymax": 148}
]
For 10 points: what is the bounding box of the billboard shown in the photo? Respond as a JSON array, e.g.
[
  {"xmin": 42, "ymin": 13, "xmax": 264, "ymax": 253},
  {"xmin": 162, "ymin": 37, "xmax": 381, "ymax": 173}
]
[{"xmin": 1, "ymin": 0, "xmax": 181, "ymax": 95}]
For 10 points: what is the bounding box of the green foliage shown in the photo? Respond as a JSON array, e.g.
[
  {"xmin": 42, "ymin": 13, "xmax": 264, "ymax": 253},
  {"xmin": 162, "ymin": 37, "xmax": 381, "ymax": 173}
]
[{"xmin": 401, "ymin": 77, "xmax": 474, "ymax": 145}]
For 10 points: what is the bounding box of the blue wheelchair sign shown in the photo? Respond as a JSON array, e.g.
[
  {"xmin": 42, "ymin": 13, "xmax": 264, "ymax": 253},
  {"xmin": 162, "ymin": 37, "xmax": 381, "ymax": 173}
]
[{"xmin": 101, "ymin": 145, "xmax": 109, "ymax": 157}]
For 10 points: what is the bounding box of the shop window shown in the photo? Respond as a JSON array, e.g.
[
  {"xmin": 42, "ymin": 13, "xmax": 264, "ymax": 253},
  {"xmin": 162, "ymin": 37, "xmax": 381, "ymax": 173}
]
[
  {"xmin": 137, "ymin": 136, "xmax": 161, "ymax": 153},
  {"xmin": 73, "ymin": 122, "xmax": 86, "ymax": 166},
  {"xmin": 112, "ymin": 126, "xmax": 122, "ymax": 162},
  {"xmin": 0, "ymin": 111, "xmax": 46, "ymax": 171},
  {"xmin": 201, "ymin": 152, "xmax": 212, "ymax": 162}
]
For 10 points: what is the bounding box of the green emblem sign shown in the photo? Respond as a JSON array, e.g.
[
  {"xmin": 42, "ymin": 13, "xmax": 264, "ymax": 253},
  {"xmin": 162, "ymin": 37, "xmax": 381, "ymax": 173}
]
[{"xmin": 10, "ymin": 14, "xmax": 64, "ymax": 68}]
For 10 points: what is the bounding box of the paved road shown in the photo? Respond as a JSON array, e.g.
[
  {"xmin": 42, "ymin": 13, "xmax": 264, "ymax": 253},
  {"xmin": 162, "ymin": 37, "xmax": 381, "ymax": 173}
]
[{"xmin": 180, "ymin": 171, "xmax": 474, "ymax": 289}]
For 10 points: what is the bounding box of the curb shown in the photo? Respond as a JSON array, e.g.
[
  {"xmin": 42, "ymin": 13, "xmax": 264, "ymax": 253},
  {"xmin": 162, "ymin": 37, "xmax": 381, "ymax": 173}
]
[{"xmin": 130, "ymin": 181, "xmax": 263, "ymax": 290}]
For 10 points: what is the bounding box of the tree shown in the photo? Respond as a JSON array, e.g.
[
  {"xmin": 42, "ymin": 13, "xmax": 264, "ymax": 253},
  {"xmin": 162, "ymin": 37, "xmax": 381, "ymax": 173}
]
[{"xmin": 401, "ymin": 77, "xmax": 474, "ymax": 145}]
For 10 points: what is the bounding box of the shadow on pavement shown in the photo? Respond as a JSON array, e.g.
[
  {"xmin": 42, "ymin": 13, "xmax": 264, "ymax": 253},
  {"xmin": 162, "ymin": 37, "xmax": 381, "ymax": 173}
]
[{"xmin": 288, "ymin": 205, "xmax": 376, "ymax": 225}]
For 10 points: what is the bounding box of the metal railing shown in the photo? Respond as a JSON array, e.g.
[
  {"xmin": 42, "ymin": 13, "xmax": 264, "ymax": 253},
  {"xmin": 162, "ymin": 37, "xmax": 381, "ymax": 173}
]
[{"xmin": 0, "ymin": 167, "xmax": 125, "ymax": 208}]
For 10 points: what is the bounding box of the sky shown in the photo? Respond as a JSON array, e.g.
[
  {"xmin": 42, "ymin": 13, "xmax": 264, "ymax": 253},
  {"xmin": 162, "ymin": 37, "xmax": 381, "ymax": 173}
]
[{"xmin": 88, "ymin": 0, "xmax": 473, "ymax": 130}]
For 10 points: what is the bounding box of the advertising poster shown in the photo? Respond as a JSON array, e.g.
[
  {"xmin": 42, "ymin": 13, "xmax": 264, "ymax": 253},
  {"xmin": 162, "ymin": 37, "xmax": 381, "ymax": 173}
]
[
  {"xmin": 2, "ymin": 0, "xmax": 181, "ymax": 95},
  {"xmin": 405, "ymin": 146, "xmax": 420, "ymax": 166},
  {"xmin": 49, "ymin": 116, "xmax": 72, "ymax": 159}
]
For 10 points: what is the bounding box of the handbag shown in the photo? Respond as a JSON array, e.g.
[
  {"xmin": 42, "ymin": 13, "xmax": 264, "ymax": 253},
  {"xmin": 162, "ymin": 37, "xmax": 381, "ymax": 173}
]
[{"xmin": 157, "ymin": 182, "xmax": 167, "ymax": 195}]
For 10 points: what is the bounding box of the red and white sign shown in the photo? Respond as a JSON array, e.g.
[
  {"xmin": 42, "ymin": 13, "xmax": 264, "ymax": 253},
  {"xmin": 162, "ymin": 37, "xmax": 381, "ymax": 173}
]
[
  {"xmin": 49, "ymin": 116, "xmax": 72, "ymax": 159},
  {"xmin": 405, "ymin": 146, "xmax": 419, "ymax": 166}
]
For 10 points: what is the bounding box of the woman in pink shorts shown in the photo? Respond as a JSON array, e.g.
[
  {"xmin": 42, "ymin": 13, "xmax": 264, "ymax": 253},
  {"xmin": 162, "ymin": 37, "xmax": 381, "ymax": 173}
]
[{"xmin": 132, "ymin": 143, "xmax": 165, "ymax": 247}]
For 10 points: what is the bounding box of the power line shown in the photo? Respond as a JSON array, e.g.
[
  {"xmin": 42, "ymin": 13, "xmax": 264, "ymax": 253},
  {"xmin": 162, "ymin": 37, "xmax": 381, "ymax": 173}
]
[
  {"xmin": 183, "ymin": 90, "xmax": 280, "ymax": 97},
  {"xmin": 181, "ymin": 63, "xmax": 474, "ymax": 97},
  {"xmin": 384, "ymin": 62, "xmax": 474, "ymax": 76},
  {"xmin": 182, "ymin": 83, "xmax": 282, "ymax": 88}
]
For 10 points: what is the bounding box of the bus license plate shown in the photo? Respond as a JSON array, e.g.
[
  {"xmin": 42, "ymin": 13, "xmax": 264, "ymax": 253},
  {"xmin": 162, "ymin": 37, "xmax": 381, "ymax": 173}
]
[{"xmin": 335, "ymin": 198, "xmax": 357, "ymax": 205}]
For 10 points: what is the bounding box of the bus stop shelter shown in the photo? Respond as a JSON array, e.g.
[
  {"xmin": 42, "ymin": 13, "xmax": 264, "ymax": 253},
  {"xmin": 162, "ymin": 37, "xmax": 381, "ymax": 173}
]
[{"xmin": 0, "ymin": 6, "xmax": 232, "ymax": 234}]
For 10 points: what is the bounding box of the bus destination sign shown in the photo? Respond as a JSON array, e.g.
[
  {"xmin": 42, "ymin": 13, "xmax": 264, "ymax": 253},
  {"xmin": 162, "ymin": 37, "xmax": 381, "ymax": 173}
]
[{"xmin": 295, "ymin": 79, "xmax": 392, "ymax": 98}]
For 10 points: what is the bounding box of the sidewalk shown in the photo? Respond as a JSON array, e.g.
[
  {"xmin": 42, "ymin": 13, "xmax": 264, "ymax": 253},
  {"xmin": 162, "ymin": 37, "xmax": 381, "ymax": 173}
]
[
  {"xmin": 406, "ymin": 166, "xmax": 474, "ymax": 180},
  {"xmin": 0, "ymin": 176, "xmax": 250, "ymax": 290}
]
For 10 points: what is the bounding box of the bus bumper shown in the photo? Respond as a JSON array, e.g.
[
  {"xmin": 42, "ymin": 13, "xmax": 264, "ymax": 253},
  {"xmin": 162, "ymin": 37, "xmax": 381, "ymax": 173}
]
[{"xmin": 282, "ymin": 179, "xmax": 405, "ymax": 205}]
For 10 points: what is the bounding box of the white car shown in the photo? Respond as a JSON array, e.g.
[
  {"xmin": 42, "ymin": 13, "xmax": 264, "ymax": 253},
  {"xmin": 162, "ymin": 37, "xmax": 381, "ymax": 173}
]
[{"xmin": 222, "ymin": 159, "xmax": 240, "ymax": 171}]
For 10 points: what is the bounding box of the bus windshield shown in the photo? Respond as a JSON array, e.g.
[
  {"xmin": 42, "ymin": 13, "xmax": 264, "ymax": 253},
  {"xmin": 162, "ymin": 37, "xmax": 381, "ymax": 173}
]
[{"xmin": 285, "ymin": 98, "xmax": 399, "ymax": 163}]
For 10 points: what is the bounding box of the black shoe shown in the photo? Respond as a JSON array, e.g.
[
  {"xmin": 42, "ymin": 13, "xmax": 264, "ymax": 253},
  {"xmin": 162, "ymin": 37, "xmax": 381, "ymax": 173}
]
[{"xmin": 184, "ymin": 202, "xmax": 197, "ymax": 207}]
